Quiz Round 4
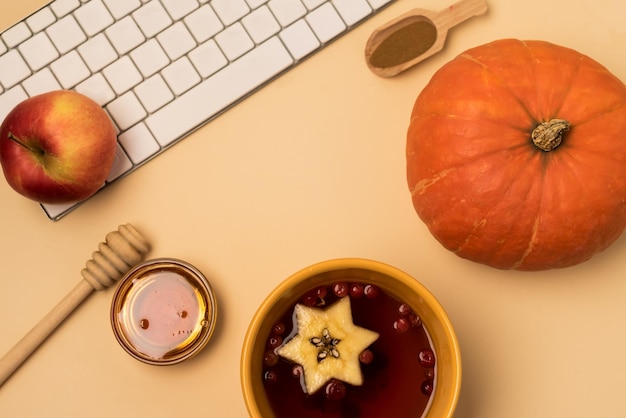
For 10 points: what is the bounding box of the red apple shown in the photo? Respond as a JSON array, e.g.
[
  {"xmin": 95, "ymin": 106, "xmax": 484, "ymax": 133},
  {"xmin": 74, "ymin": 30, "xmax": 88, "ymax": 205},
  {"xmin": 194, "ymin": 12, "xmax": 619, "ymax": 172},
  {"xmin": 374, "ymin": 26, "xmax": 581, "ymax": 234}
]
[{"xmin": 0, "ymin": 90, "xmax": 117, "ymax": 203}]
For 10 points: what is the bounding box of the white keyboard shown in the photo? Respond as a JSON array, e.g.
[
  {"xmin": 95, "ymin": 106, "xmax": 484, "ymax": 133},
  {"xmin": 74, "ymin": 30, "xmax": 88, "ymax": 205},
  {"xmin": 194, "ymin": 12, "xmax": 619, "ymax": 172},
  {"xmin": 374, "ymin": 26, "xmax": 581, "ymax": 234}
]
[{"xmin": 0, "ymin": 0, "xmax": 394, "ymax": 220}]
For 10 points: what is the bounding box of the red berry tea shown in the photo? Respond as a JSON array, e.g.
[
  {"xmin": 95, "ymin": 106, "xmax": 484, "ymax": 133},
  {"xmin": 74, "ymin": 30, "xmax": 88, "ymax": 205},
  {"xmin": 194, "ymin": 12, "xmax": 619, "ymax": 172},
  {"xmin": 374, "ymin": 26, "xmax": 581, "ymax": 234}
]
[{"xmin": 261, "ymin": 282, "xmax": 436, "ymax": 418}]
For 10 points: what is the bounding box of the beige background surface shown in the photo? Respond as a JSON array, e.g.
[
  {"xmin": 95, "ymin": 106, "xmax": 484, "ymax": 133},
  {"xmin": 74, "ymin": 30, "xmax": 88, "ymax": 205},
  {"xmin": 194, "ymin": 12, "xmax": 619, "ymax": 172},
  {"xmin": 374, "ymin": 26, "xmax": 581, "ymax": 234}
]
[{"xmin": 2, "ymin": 0, "xmax": 626, "ymax": 417}]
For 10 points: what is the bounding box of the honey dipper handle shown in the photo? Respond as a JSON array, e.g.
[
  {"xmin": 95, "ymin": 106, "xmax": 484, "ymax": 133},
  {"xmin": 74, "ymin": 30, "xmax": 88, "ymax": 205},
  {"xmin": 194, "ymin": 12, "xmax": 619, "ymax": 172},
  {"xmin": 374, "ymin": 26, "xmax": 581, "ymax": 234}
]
[
  {"xmin": 0, "ymin": 224, "xmax": 150, "ymax": 388},
  {"xmin": 0, "ymin": 280, "xmax": 94, "ymax": 386}
]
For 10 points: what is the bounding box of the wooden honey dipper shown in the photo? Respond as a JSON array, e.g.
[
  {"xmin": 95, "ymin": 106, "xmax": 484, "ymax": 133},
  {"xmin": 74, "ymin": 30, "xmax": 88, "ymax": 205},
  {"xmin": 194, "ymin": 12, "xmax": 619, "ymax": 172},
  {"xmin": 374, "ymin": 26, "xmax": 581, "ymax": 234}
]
[{"xmin": 0, "ymin": 223, "xmax": 150, "ymax": 387}]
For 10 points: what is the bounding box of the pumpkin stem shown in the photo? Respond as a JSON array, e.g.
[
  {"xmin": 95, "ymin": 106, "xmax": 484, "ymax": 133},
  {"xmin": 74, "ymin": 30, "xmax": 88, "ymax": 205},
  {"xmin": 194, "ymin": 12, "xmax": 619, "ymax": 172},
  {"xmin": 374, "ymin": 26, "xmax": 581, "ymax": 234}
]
[{"xmin": 531, "ymin": 119, "xmax": 570, "ymax": 151}]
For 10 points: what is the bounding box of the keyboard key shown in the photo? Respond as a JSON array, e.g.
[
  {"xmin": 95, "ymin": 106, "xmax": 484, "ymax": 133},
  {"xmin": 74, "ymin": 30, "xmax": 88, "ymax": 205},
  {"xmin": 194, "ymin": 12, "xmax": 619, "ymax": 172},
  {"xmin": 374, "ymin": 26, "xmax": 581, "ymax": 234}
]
[
  {"xmin": 188, "ymin": 40, "xmax": 228, "ymax": 78},
  {"xmin": 18, "ymin": 32, "xmax": 60, "ymax": 71},
  {"xmin": 42, "ymin": 202, "xmax": 75, "ymax": 220},
  {"xmin": 246, "ymin": 0, "xmax": 269, "ymax": 8},
  {"xmin": 367, "ymin": 0, "xmax": 394, "ymax": 9},
  {"xmin": 102, "ymin": 0, "xmax": 142, "ymax": 19},
  {"xmin": 50, "ymin": 50, "xmax": 90, "ymax": 88},
  {"xmin": 306, "ymin": 3, "xmax": 346, "ymax": 43},
  {"xmin": 268, "ymin": 0, "xmax": 307, "ymax": 27},
  {"xmin": 160, "ymin": 0, "xmax": 200, "ymax": 20},
  {"xmin": 103, "ymin": 56, "xmax": 143, "ymax": 94},
  {"xmin": 0, "ymin": 39, "xmax": 6, "ymax": 55},
  {"xmin": 118, "ymin": 123, "xmax": 161, "ymax": 164},
  {"xmin": 156, "ymin": 22, "xmax": 196, "ymax": 61},
  {"xmin": 105, "ymin": 16, "xmax": 146, "ymax": 55},
  {"xmin": 26, "ymin": 8, "xmax": 57, "ymax": 33},
  {"xmin": 78, "ymin": 33, "xmax": 118, "ymax": 72},
  {"xmin": 134, "ymin": 74, "xmax": 174, "ymax": 112},
  {"xmin": 75, "ymin": 73, "xmax": 116, "ymax": 105},
  {"xmin": 133, "ymin": 1, "xmax": 173, "ymax": 38},
  {"xmin": 107, "ymin": 144, "xmax": 133, "ymax": 182},
  {"xmin": 184, "ymin": 5, "xmax": 224, "ymax": 43},
  {"xmin": 74, "ymin": 0, "xmax": 115, "ymax": 36},
  {"xmin": 280, "ymin": 18, "xmax": 320, "ymax": 60},
  {"xmin": 0, "ymin": 50, "xmax": 32, "ymax": 88},
  {"xmin": 242, "ymin": 5, "xmax": 280, "ymax": 43},
  {"xmin": 130, "ymin": 39, "xmax": 170, "ymax": 77},
  {"xmin": 50, "ymin": 0, "xmax": 81, "ymax": 18},
  {"xmin": 107, "ymin": 90, "xmax": 147, "ymax": 130},
  {"xmin": 0, "ymin": 86, "xmax": 28, "ymax": 121},
  {"xmin": 46, "ymin": 15, "xmax": 87, "ymax": 54},
  {"xmin": 210, "ymin": 0, "xmax": 250, "ymax": 26},
  {"xmin": 215, "ymin": 22, "xmax": 254, "ymax": 61},
  {"xmin": 1, "ymin": 22, "xmax": 32, "ymax": 48},
  {"xmin": 162, "ymin": 57, "xmax": 201, "ymax": 95},
  {"xmin": 332, "ymin": 0, "xmax": 372, "ymax": 26},
  {"xmin": 146, "ymin": 37, "xmax": 293, "ymax": 146},
  {"xmin": 23, "ymin": 68, "xmax": 62, "ymax": 96},
  {"xmin": 302, "ymin": 0, "xmax": 325, "ymax": 9}
]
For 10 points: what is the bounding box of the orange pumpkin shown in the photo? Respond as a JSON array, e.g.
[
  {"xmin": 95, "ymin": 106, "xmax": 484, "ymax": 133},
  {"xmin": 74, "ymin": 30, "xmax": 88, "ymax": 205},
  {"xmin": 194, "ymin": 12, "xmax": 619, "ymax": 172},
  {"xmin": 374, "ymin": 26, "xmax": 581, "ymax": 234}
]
[{"xmin": 407, "ymin": 39, "xmax": 626, "ymax": 270}]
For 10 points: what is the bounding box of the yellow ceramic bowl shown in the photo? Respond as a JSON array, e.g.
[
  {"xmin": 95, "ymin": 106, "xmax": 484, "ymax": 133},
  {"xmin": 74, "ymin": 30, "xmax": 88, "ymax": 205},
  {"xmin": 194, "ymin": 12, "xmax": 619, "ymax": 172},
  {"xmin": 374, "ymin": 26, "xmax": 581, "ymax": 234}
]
[{"xmin": 241, "ymin": 258, "xmax": 461, "ymax": 417}]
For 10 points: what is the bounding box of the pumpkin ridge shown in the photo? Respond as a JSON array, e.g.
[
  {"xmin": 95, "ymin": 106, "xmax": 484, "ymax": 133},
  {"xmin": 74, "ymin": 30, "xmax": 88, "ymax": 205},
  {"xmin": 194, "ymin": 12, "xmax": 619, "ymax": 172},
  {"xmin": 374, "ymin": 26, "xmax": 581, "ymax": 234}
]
[
  {"xmin": 520, "ymin": 39, "xmax": 550, "ymax": 122},
  {"xmin": 452, "ymin": 217, "xmax": 486, "ymax": 255},
  {"xmin": 552, "ymin": 106, "xmax": 626, "ymax": 162},
  {"xmin": 410, "ymin": 168, "xmax": 454, "ymax": 197},
  {"xmin": 547, "ymin": 58, "xmax": 582, "ymax": 121},
  {"xmin": 511, "ymin": 216, "xmax": 541, "ymax": 269},
  {"xmin": 408, "ymin": 113, "xmax": 535, "ymax": 200},
  {"xmin": 522, "ymin": 146, "xmax": 573, "ymax": 270},
  {"xmin": 414, "ymin": 111, "xmax": 533, "ymax": 134},
  {"xmin": 566, "ymin": 101, "xmax": 626, "ymax": 128},
  {"xmin": 524, "ymin": 41, "xmax": 583, "ymax": 122},
  {"xmin": 451, "ymin": 149, "xmax": 544, "ymax": 265},
  {"xmin": 459, "ymin": 51, "xmax": 536, "ymax": 125},
  {"xmin": 551, "ymin": 53, "xmax": 626, "ymax": 126},
  {"xmin": 409, "ymin": 138, "xmax": 532, "ymax": 198}
]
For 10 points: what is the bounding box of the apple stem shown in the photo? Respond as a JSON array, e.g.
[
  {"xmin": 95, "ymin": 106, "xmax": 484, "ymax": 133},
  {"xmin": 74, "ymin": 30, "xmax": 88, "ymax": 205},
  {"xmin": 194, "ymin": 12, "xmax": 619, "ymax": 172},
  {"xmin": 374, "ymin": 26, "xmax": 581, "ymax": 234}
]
[{"xmin": 7, "ymin": 132, "xmax": 44, "ymax": 155}]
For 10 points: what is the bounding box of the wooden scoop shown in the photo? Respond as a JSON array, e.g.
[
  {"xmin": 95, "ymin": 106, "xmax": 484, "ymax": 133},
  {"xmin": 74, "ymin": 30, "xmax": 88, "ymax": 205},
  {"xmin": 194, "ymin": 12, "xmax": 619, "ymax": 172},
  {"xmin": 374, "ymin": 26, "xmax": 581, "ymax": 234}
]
[
  {"xmin": 0, "ymin": 224, "xmax": 150, "ymax": 387},
  {"xmin": 365, "ymin": 0, "xmax": 488, "ymax": 77}
]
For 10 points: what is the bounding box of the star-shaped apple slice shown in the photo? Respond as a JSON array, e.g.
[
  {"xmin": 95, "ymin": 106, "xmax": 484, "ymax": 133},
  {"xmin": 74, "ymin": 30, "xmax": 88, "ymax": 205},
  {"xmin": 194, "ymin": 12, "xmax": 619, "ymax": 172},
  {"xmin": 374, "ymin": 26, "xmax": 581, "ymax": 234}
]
[{"xmin": 276, "ymin": 296, "xmax": 379, "ymax": 394}]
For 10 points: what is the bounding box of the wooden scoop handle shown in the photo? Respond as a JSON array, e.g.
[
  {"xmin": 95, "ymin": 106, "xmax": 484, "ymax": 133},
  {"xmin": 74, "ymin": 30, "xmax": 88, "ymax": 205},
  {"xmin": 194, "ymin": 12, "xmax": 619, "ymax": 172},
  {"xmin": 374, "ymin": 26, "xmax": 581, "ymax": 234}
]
[
  {"xmin": 433, "ymin": 0, "xmax": 488, "ymax": 32},
  {"xmin": 0, "ymin": 224, "xmax": 150, "ymax": 387}
]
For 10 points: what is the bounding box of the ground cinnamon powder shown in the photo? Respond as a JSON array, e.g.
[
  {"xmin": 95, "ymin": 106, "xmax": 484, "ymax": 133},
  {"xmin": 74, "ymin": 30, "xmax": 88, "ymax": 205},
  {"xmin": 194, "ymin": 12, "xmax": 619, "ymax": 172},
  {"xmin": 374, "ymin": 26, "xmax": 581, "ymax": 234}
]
[{"xmin": 369, "ymin": 20, "xmax": 437, "ymax": 68}]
